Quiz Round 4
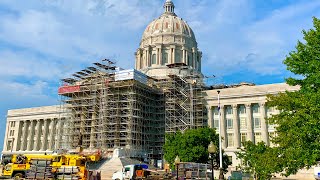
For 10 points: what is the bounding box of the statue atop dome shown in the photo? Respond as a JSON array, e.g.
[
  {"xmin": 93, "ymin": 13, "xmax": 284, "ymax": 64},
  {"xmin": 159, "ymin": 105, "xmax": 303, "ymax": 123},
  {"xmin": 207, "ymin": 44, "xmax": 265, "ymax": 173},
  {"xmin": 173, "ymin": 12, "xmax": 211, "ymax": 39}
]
[{"xmin": 135, "ymin": 0, "xmax": 203, "ymax": 78}]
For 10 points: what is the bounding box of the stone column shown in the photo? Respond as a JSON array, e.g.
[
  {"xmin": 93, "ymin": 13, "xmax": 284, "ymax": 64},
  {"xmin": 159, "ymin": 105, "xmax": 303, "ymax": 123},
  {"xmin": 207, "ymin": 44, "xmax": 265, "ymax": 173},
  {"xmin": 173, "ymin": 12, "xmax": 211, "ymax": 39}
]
[
  {"xmin": 158, "ymin": 47, "xmax": 162, "ymax": 65},
  {"xmin": 21, "ymin": 121, "xmax": 29, "ymax": 151},
  {"xmin": 135, "ymin": 52, "xmax": 138, "ymax": 69},
  {"xmin": 137, "ymin": 51, "xmax": 141, "ymax": 69},
  {"xmin": 232, "ymin": 104, "xmax": 240, "ymax": 147},
  {"xmin": 27, "ymin": 120, "xmax": 35, "ymax": 151},
  {"xmin": 169, "ymin": 48, "xmax": 172, "ymax": 64},
  {"xmin": 172, "ymin": 47, "xmax": 176, "ymax": 63},
  {"xmin": 15, "ymin": 121, "xmax": 23, "ymax": 151},
  {"xmin": 41, "ymin": 119, "xmax": 50, "ymax": 151},
  {"xmin": 260, "ymin": 103, "xmax": 269, "ymax": 145},
  {"xmin": 193, "ymin": 51, "xmax": 197, "ymax": 68},
  {"xmin": 143, "ymin": 50, "xmax": 146, "ymax": 68},
  {"xmin": 182, "ymin": 48, "xmax": 186, "ymax": 64},
  {"xmin": 220, "ymin": 105, "xmax": 227, "ymax": 149},
  {"xmin": 207, "ymin": 106, "xmax": 213, "ymax": 128},
  {"xmin": 246, "ymin": 104, "xmax": 254, "ymax": 142},
  {"xmin": 48, "ymin": 119, "xmax": 56, "ymax": 150},
  {"xmin": 34, "ymin": 120, "xmax": 42, "ymax": 151},
  {"xmin": 146, "ymin": 49, "xmax": 150, "ymax": 67},
  {"xmin": 55, "ymin": 119, "xmax": 62, "ymax": 150}
]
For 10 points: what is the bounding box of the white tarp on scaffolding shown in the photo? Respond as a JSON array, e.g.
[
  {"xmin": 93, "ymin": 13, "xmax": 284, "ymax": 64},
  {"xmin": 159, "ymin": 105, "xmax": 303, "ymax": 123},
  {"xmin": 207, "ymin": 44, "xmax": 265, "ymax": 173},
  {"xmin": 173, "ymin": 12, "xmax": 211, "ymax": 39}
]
[{"xmin": 115, "ymin": 69, "xmax": 148, "ymax": 84}]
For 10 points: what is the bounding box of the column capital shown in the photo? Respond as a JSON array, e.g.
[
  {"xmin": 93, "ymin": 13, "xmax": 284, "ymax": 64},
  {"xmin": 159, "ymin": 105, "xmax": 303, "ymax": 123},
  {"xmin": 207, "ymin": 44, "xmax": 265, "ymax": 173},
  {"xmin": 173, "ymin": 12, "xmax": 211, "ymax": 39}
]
[
  {"xmin": 259, "ymin": 102, "xmax": 266, "ymax": 107},
  {"xmin": 245, "ymin": 103, "xmax": 251, "ymax": 108},
  {"xmin": 232, "ymin": 104, "xmax": 238, "ymax": 109}
]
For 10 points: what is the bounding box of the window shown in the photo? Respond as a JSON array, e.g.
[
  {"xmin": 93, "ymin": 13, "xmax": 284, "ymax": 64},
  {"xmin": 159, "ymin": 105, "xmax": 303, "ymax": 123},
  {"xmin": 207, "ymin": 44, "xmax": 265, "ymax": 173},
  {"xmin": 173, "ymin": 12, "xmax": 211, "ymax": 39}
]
[
  {"xmin": 7, "ymin": 141, "xmax": 12, "ymax": 150},
  {"xmin": 152, "ymin": 54, "xmax": 157, "ymax": 64},
  {"xmin": 9, "ymin": 130, "xmax": 14, "ymax": 136},
  {"xmin": 227, "ymin": 118, "xmax": 233, "ymax": 129},
  {"xmin": 241, "ymin": 133, "xmax": 247, "ymax": 144},
  {"xmin": 254, "ymin": 132, "xmax": 262, "ymax": 144},
  {"xmin": 213, "ymin": 117, "xmax": 219, "ymax": 129},
  {"xmin": 140, "ymin": 54, "xmax": 143, "ymax": 67},
  {"xmin": 252, "ymin": 104, "xmax": 260, "ymax": 113},
  {"xmin": 10, "ymin": 121, "xmax": 15, "ymax": 127},
  {"xmin": 226, "ymin": 106, "xmax": 233, "ymax": 114},
  {"xmin": 176, "ymin": 51, "xmax": 181, "ymax": 63},
  {"xmin": 240, "ymin": 117, "xmax": 247, "ymax": 129},
  {"xmin": 239, "ymin": 105, "xmax": 246, "ymax": 114},
  {"xmin": 162, "ymin": 52, "xmax": 168, "ymax": 65},
  {"xmin": 228, "ymin": 156, "xmax": 233, "ymax": 164},
  {"xmin": 213, "ymin": 107, "xmax": 219, "ymax": 115},
  {"xmin": 227, "ymin": 133, "xmax": 234, "ymax": 147},
  {"xmin": 254, "ymin": 117, "xmax": 261, "ymax": 128},
  {"xmin": 188, "ymin": 55, "xmax": 192, "ymax": 66}
]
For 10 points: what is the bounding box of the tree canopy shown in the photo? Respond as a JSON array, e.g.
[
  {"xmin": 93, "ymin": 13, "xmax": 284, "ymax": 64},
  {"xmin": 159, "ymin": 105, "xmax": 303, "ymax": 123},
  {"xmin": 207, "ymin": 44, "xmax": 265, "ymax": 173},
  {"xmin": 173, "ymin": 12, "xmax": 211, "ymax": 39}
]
[
  {"xmin": 266, "ymin": 17, "xmax": 320, "ymax": 175},
  {"xmin": 237, "ymin": 142, "xmax": 283, "ymax": 180},
  {"xmin": 163, "ymin": 127, "xmax": 231, "ymax": 171},
  {"xmin": 237, "ymin": 17, "xmax": 320, "ymax": 177}
]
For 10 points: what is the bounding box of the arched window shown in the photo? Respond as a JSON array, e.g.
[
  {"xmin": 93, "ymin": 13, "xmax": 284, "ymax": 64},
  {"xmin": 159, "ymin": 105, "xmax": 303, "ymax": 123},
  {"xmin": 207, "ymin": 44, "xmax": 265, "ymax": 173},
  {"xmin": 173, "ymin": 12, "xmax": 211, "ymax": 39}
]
[
  {"xmin": 176, "ymin": 51, "xmax": 181, "ymax": 63},
  {"xmin": 162, "ymin": 52, "xmax": 168, "ymax": 65},
  {"xmin": 188, "ymin": 55, "xmax": 192, "ymax": 67},
  {"xmin": 152, "ymin": 54, "xmax": 157, "ymax": 64}
]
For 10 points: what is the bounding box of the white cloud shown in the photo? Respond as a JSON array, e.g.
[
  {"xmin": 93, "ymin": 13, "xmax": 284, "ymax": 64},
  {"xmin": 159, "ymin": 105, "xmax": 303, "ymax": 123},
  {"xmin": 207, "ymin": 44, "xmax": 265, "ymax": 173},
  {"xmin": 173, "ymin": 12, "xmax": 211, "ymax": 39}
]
[
  {"xmin": 0, "ymin": 50, "xmax": 67, "ymax": 80},
  {"xmin": 196, "ymin": 0, "xmax": 320, "ymax": 77},
  {"xmin": 0, "ymin": 80, "xmax": 58, "ymax": 105}
]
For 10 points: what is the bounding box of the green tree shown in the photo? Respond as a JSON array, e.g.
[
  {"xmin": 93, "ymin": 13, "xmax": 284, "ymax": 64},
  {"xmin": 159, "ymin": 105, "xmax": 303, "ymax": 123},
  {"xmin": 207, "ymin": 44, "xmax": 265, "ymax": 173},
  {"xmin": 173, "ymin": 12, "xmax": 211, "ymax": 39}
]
[
  {"xmin": 237, "ymin": 141, "xmax": 283, "ymax": 180},
  {"xmin": 266, "ymin": 17, "xmax": 320, "ymax": 175},
  {"xmin": 163, "ymin": 127, "xmax": 231, "ymax": 172}
]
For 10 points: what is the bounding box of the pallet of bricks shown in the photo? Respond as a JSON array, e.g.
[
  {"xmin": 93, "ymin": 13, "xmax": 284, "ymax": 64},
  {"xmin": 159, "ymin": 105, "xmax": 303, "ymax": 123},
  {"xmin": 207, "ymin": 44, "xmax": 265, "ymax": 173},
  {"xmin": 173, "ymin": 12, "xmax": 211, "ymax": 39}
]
[
  {"xmin": 56, "ymin": 166, "xmax": 81, "ymax": 180},
  {"xmin": 25, "ymin": 159, "xmax": 54, "ymax": 180}
]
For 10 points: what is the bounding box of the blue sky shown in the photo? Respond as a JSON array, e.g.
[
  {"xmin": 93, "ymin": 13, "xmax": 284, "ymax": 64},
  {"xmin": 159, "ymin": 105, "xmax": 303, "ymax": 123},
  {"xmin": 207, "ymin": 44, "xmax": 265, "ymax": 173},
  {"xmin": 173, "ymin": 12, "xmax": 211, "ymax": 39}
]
[{"xmin": 0, "ymin": 0, "xmax": 320, "ymax": 151}]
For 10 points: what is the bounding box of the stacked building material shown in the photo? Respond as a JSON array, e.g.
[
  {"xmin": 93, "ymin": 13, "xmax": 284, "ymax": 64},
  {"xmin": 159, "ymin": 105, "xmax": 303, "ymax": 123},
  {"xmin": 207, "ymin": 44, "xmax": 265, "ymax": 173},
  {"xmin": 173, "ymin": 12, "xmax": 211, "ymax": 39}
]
[
  {"xmin": 26, "ymin": 159, "xmax": 53, "ymax": 180},
  {"xmin": 55, "ymin": 166, "xmax": 80, "ymax": 180}
]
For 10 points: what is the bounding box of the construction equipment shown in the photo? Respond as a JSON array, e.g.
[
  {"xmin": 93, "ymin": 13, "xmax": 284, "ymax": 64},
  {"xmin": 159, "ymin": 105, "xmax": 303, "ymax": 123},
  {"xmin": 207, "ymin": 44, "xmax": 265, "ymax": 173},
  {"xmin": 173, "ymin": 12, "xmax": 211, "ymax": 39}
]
[
  {"xmin": 0, "ymin": 152, "xmax": 102, "ymax": 180},
  {"xmin": 111, "ymin": 164, "xmax": 150, "ymax": 180}
]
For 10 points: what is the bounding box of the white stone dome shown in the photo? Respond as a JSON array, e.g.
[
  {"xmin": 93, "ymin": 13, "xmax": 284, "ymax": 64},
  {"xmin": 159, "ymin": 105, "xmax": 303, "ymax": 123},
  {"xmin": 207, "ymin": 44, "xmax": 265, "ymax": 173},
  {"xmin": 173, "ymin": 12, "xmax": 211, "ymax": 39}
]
[
  {"xmin": 135, "ymin": 0, "xmax": 202, "ymax": 78},
  {"xmin": 140, "ymin": 13, "xmax": 197, "ymax": 48},
  {"xmin": 140, "ymin": 1, "xmax": 197, "ymax": 48}
]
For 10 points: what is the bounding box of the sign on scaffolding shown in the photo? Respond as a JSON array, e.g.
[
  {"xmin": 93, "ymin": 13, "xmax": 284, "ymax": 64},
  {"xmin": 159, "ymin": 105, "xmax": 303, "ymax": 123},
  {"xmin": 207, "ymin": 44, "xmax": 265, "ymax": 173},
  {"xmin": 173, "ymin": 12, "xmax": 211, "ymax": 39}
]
[{"xmin": 58, "ymin": 85, "xmax": 81, "ymax": 94}]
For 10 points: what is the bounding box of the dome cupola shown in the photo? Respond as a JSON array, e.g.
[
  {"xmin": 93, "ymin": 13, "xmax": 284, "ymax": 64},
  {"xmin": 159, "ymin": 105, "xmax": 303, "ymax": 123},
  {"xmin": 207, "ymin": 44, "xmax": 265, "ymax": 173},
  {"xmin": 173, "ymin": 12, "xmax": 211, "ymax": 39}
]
[
  {"xmin": 164, "ymin": 0, "xmax": 175, "ymax": 15},
  {"xmin": 135, "ymin": 0, "xmax": 202, "ymax": 78}
]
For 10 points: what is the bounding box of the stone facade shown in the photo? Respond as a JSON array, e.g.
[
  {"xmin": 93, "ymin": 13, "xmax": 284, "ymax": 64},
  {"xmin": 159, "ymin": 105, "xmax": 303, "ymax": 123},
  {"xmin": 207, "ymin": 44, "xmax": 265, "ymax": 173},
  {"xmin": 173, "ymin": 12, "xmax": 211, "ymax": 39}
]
[
  {"xmin": 204, "ymin": 83, "xmax": 300, "ymax": 167},
  {"xmin": 2, "ymin": 105, "xmax": 68, "ymax": 154}
]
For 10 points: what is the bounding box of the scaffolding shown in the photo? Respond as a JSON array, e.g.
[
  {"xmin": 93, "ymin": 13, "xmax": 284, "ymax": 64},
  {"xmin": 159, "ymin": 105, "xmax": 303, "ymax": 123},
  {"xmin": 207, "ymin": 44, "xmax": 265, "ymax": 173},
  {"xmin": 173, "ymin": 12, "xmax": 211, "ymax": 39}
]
[
  {"xmin": 58, "ymin": 60, "xmax": 206, "ymax": 158},
  {"xmin": 58, "ymin": 60, "xmax": 164, "ymax": 157},
  {"xmin": 154, "ymin": 65, "xmax": 207, "ymax": 133}
]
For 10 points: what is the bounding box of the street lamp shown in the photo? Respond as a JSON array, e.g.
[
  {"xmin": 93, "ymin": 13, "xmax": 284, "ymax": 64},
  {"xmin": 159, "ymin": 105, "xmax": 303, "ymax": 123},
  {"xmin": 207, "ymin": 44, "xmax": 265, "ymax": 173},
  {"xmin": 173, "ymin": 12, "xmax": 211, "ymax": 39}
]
[
  {"xmin": 217, "ymin": 90, "xmax": 224, "ymax": 180},
  {"xmin": 208, "ymin": 141, "xmax": 217, "ymax": 180},
  {"xmin": 174, "ymin": 155, "xmax": 180, "ymax": 180}
]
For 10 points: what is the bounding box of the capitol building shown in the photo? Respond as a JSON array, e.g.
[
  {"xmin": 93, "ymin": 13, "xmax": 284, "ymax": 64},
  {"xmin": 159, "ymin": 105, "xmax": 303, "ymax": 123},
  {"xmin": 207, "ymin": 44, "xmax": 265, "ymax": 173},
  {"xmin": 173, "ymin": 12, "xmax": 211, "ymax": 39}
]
[{"xmin": 2, "ymin": 0, "xmax": 307, "ymax": 178}]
